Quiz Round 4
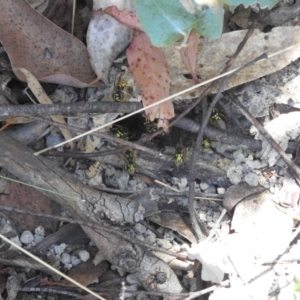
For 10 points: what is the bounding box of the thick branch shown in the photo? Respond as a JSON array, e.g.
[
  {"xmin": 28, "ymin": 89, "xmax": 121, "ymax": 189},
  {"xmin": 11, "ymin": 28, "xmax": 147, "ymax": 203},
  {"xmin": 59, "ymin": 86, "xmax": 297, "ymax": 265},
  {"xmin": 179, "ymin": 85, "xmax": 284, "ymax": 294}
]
[{"xmin": 0, "ymin": 132, "xmax": 182, "ymax": 293}]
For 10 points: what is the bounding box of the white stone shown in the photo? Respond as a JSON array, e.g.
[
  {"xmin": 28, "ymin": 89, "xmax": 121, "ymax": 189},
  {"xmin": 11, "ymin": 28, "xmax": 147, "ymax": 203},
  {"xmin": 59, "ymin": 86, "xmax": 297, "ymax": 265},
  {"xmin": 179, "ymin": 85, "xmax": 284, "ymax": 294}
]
[
  {"xmin": 200, "ymin": 182, "xmax": 209, "ymax": 190},
  {"xmin": 217, "ymin": 187, "xmax": 225, "ymax": 194},
  {"xmin": 20, "ymin": 230, "xmax": 34, "ymax": 244},
  {"xmin": 61, "ymin": 253, "xmax": 71, "ymax": 264},
  {"xmin": 34, "ymin": 226, "xmax": 45, "ymax": 236},
  {"xmin": 54, "ymin": 243, "xmax": 66, "ymax": 255},
  {"xmin": 244, "ymin": 173, "xmax": 259, "ymax": 186},
  {"xmin": 33, "ymin": 234, "xmax": 44, "ymax": 244},
  {"xmin": 10, "ymin": 236, "xmax": 22, "ymax": 247},
  {"xmin": 133, "ymin": 223, "xmax": 147, "ymax": 235},
  {"xmin": 78, "ymin": 250, "xmax": 90, "ymax": 262},
  {"xmin": 71, "ymin": 255, "xmax": 81, "ymax": 266}
]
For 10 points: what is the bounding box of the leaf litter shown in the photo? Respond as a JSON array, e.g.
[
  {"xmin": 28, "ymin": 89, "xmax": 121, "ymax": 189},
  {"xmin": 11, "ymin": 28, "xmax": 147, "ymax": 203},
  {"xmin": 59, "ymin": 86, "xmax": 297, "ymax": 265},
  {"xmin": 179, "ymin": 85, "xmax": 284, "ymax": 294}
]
[{"xmin": 1, "ymin": 0, "xmax": 300, "ymax": 299}]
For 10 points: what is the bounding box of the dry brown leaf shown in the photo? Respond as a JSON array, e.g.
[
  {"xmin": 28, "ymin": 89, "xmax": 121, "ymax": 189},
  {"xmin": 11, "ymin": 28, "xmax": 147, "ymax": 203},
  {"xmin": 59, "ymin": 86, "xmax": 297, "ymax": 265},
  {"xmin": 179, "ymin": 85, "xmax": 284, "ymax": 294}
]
[
  {"xmin": 62, "ymin": 261, "xmax": 108, "ymax": 287},
  {"xmin": 16, "ymin": 68, "xmax": 74, "ymax": 148},
  {"xmin": 163, "ymin": 27, "xmax": 300, "ymax": 99},
  {"xmin": 0, "ymin": 180, "xmax": 60, "ymax": 233},
  {"xmin": 87, "ymin": 11, "xmax": 131, "ymax": 84},
  {"xmin": 148, "ymin": 212, "xmax": 197, "ymax": 243},
  {"xmin": 104, "ymin": 5, "xmax": 143, "ymax": 31},
  {"xmin": 126, "ymin": 32, "xmax": 174, "ymax": 131},
  {"xmin": 0, "ymin": 0, "xmax": 101, "ymax": 88},
  {"xmin": 179, "ymin": 29, "xmax": 200, "ymax": 83}
]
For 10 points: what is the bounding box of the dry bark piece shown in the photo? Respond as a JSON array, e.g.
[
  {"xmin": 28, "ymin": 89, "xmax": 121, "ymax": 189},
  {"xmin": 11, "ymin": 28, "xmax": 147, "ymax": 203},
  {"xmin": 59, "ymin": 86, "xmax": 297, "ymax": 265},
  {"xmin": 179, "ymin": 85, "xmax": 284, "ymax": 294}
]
[
  {"xmin": 32, "ymin": 224, "xmax": 90, "ymax": 254},
  {"xmin": 0, "ymin": 0, "xmax": 101, "ymax": 88},
  {"xmin": 5, "ymin": 269, "xmax": 20, "ymax": 300},
  {"xmin": 179, "ymin": 29, "xmax": 200, "ymax": 83},
  {"xmin": 0, "ymin": 132, "xmax": 182, "ymax": 293}
]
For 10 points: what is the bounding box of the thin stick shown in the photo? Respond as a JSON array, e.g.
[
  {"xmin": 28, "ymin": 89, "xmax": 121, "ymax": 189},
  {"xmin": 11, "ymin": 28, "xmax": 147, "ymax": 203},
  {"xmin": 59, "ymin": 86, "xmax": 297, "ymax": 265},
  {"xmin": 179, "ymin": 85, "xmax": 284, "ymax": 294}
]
[
  {"xmin": 33, "ymin": 116, "xmax": 161, "ymax": 157},
  {"xmin": 71, "ymin": 0, "xmax": 76, "ymax": 35},
  {"xmin": 33, "ymin": 43, "xmax": 300, "ymax": 156},
  {"xmin": 187, "ymin": 54, "xmax": 267, "ymax": 241},
  {"xmin": 0, "ymin": 233, "xmax": 106, "ymax": 300}
]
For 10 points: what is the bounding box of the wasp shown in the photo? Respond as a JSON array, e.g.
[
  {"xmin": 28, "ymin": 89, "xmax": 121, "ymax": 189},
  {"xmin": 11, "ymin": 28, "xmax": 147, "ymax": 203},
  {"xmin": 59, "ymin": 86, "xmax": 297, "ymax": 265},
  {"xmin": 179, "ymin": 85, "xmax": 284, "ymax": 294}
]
[
  {"xmin": 110, "ymin": 124, "xmax": 129, "ymax": 140},
  {"xmin": 174, "ymin": 146, "xmax": 188, "ymax": 169},
  {"xmin": 124, "ymin": 149, "xmax": 136, "ymax": 175},
  {"xmin": 112, "ymin": 74, "xmax": 133, "ymax": 102},
  {"xmin": 202, "ymin": 138, "xmax": 211, "ymax": 148},
  {"xmin": 210, "ymin": 108, "xmax": 226, "ymax": 130},
  {"xmin": 144, "ymin": 118, "xmax": 158, "ymax": 133}
]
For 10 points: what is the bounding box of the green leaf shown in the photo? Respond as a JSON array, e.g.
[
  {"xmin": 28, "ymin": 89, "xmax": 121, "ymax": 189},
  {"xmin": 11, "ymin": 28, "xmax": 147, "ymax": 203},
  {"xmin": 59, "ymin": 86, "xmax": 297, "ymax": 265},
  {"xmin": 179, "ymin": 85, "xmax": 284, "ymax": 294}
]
[
  {"xmin": 194, "ymin": 3, "xmax": 224, "ymax": 39},
  {"xmin": 135, "ymin": 0, "xmax": 279, "ymax": 47},
  {"xmin": 135, "ymin": 0, "xmax": 196, "ymax": 47}
]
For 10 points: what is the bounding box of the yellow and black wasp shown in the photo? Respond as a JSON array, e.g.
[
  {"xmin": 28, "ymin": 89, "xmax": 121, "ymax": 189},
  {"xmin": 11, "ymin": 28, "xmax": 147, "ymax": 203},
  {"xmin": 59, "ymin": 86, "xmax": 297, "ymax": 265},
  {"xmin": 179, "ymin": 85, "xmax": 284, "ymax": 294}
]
[
  {"xmin": 210, "ymin": 108, "xmax": 226, "ymax": 130},
  {"xmin": 124, "ymin": 149, "xmax": 136, "ymax": 175},
  {"xmin": 144, "ymin": 118, "xmax": 158, "ymax": 133},
  {"xmin": 202, "ymin": 138, "xmax": 211, "ymax": 148},
  {"xmin": 110, "ymin": 124, "xmax": 129, "ymax": 140},
  {"xmin": 174, "ymin": 145, "xmax": 188, "ymax": 169},
  {"xmin": 113, "ymin": 74, "xmax": 133, "ymax": 102}
]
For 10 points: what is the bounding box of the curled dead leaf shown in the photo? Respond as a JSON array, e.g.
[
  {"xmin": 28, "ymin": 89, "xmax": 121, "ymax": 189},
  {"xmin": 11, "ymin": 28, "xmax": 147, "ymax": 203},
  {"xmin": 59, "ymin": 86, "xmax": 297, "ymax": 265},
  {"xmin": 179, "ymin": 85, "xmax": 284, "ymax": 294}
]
[
  {"xmin": 87, "ymin": 11, "xmax": 131, "ymax": 84},
  {"xmin": 126, "ymin": 32, "xmax": 174, "ymax": 131},
  {"xmin": 16, "ymin": 68, "xmax": 74, "ymax": 148},
  {"xmin": 0, "ymin": 0, "xmax": 101, "ymax": 88}
]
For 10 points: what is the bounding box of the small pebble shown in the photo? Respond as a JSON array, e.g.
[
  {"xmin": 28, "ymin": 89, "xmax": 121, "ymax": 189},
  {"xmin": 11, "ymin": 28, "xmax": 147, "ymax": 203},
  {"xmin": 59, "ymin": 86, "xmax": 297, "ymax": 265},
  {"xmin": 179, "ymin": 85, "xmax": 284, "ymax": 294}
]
[
  {"xmin": 133, "ymin": 223, "xmax": 147, "ymax": 235},
  {"xmin": 78, "ymin": 250, "xmax": 90, "ymax": 262},
  {"xmin": 61, "ymin": 253, "xmax": 71, "ymax": 264},
  {"xmin": 33, "ymin": 234, "xmax": 44, "ymax": 244},
  {"xmin": 145, "ymin": 232, "xmax": 156, "ymax": 244},
  {"xmin": 10, "ymin": 236, "xmax": 22, "ymax": 247},
  {"xmin": 156, "ymin": 239, "xmax": 172, "ymax": 249},
  {"xmin": 54, "ymin": 243, "xmax": 66, "ymax": 255},
  {"xmin": 71, "ymin": 255, "xmax": 81, "ymax": 266},
  {"xmin": 234, "ymin": 153, "xmax": 245, "ymax": 164},
  {"xmin": 217, "ymin": 187, "xmax": 225, "ymax": 194},
  {"xmin": 20, "ymin": 230, "xmax": 34, "ymax": 244},
  {"xmin": 199, "ymin": 212, "xmax": 206, "ymax": 221},
  {"xmin": 135, "ymin": 234, "xmax": 145, "ymax": 242},
  {"xmin": 34, "ymin": 226, "xmax": 45, "ymax": 236},
  {"xmin": 244, "ymin": 172, "xmax": 259, "ymax": 186},
  {"xmin": 213, "ymin": 212, "xmax": 221, "ymax": 222},
  {"xmin": 206, "ymin": 215, "xmax": 213, "ymax": 222},
  {"xmin": 200, "ymin": 182, "xmax": 209, "ymax": 191}
]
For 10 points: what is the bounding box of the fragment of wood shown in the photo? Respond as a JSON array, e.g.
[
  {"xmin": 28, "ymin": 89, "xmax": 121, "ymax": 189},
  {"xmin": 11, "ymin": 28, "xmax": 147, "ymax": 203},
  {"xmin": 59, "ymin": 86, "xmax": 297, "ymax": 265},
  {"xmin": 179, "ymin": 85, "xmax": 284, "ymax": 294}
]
[
  {"xmin": 32, "ymin": 224, "xmax": 90, "ymax": 254},
  {"xmin": 0, "ymin": 132, "xmax": 183, "ymax": 293},
  {"xmin": 0, "ymin": 102, "xmax": 142, "ymax": 120},
  {"xmin": 0, "ymin": 132, "xmax": 152, "ymax": 224}
]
